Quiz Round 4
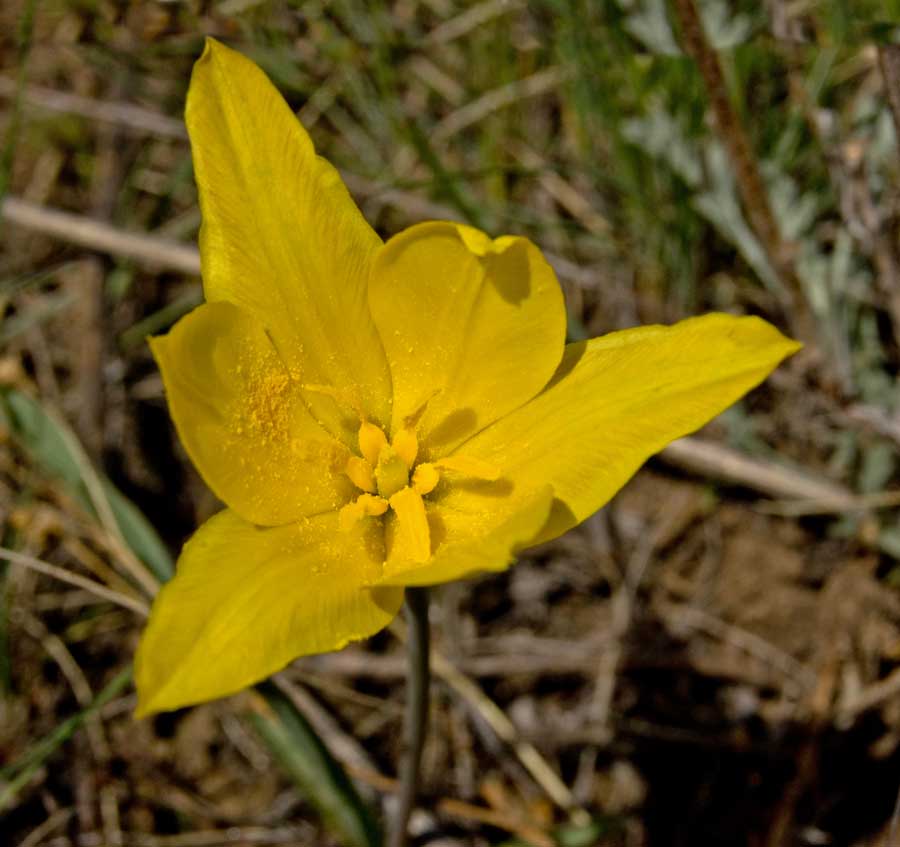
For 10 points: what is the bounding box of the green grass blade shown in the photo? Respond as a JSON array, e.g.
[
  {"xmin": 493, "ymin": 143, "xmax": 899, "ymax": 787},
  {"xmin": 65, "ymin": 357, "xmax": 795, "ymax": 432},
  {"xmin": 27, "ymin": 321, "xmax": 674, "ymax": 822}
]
[
  {"xmin": 0, "ymin": 388, "xmax": 174, "ymax": 581},
  {"xmin": 0, "ymin": 666, "xmax": 133, "ymax": 810},
  {"xmin": 2, "ymin": 389, "xmax": 382, "ymax": 842},
  {"xmin": 249, "ymin": 682, "xmax": 382, "ymax": 847}
]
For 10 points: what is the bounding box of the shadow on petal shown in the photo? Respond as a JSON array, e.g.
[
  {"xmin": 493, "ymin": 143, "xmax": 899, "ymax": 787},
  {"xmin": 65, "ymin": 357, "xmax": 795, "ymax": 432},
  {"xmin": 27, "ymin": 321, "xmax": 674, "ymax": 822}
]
[{"xmin": 482, "ymin": 240, "xmax": 531, "ymax": 305}]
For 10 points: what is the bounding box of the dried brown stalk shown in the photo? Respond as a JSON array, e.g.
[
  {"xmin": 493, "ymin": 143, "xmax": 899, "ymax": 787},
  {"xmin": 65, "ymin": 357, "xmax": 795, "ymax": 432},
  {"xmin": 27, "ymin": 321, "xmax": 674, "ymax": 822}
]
[{"xmin": 671, "ymin": 0, "xmax": 807, "ymax": 332}]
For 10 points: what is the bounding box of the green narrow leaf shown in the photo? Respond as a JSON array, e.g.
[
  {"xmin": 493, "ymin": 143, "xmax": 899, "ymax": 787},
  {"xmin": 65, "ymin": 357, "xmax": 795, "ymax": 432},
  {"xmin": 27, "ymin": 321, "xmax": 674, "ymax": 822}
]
[
  {"xmin": 1, "ymin": 387, "xmax": 381, "ymax": 842},
  {"xmin": 0, "ymin": 388, "xmax": 173, "ymax": 581},
  {"xmin": 249, "ymin": 682, "xmax": 382, "ymax": 847},
  {"xmin": 0, "ymin": 666, "xmax": 133, "ymax": 810}
]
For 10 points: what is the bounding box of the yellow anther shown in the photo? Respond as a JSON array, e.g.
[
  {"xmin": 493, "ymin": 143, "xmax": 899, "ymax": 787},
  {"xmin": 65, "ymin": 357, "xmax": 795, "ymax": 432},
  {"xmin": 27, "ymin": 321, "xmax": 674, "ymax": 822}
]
[
  {"xmin": 345, "ymin": 455, "xmax": 376, "ymax": 493},
  {"xmin": 339, "ymin": 493, "xmax": 389, "ymax": 531},
  {"xmin": 358, "ymin": 421, "xmax": 388, "ymax": 467},
  {"xmin": 392, "ymin": 426, "xmax": 418, "ymax": 469},
  {"xmin": 375, "ymin": 445, "xmax": 410, "ymax": 500},
  {"xmin": 389, "ymin": 487, "xmax": 431, "ymax": 563},
  {"xmin": 412, "ymin": 463, "xmax": 440, "ymax": 496},
  {"xmin": 435, "ymin": 455, "xmax": 500, "ymax": 480}
]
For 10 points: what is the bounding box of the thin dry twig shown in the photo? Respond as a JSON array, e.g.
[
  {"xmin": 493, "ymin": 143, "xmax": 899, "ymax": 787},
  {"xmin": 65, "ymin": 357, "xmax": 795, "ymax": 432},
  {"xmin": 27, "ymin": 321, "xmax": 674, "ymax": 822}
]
[
  {"xmin": 424, "ymin": 0, "xmax": 524, "ymax": 45},
  {"xmin": 69, "ymin": 827, "xmax": 310, "ymax": 847},
  {"xmin": 18, "ymin": 807, "xmax": 75, "ymax": 847},
  {"xmin": 838, "ymin": 664, "xmax": 900, "ymax": 721},
  {"xmin": 671, "ymin": 0, "xmax": 805, "ymax": 326},
  {"xmin": 16, "ymin": 610, "xmax": 109, "ymax": 760},
  {"xmin": 345, "ymin": 763, "xmax": 555, "ymax": 847},
  {"xmin": 659, "ymin": 437, "xmax": 854, "ymax": 503},
  {"xmin": 879, "ymin": 45, "xmax": 900, "ymax": 152},
  {"xmin": 757, "ymin": 489, "xmax": 900, "ymax": 517},
  {"xmin": 0, "ymin": 75, "xmax": 187, "ymax": 139},
  {"xmin": 271, "ymin": 674, "xmax": 379, "ymax": 773},
  {"xmin": 662, "ymin": 602, "xmax": 816, "ymax": 694},
  {"xmin": 2, "ymin": 196, "xmax": 201, "ymax": 275},
  {"xmin": 432, "ymin": 66, "xmax": 571, "ymax": 142},
  {"xmin": 388, "ymin": 618, "xmax": 591, "ymax": 825},
  {"xmin": 45, "ymin": 402, "xmax": 161, "ymax": 598},
  {"xmin": 844, "ymin": 403, "xmax": 900, "ymax": 448},
  {"xmin": 0, "ymin": 546, "xmax": 150, "ymax": 617}
]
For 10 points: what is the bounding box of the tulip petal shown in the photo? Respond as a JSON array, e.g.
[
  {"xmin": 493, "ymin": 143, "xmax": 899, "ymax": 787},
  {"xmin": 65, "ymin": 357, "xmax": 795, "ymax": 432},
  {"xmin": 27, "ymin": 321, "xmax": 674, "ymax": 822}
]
[
  {"xmin": 454, "ymin": 313, "xmax": 801, "ymax": 545},
  {"xmin": 368, "ymin": 222, "xmax": 566, "ymax": 457},
  {"xmin": 151, "ymin": 301, "xmax": 354, "ymax": 526},
  {"xmin": 186, "ymin": 39, "xmax": 391, "ymax": 438},
  {"xmin": 380, "ymin": 480, "xmax": 554, "ymax": 586},
  {"xmin": 135, "ymin": 509, "xmax": 402, "ymax": 716}
]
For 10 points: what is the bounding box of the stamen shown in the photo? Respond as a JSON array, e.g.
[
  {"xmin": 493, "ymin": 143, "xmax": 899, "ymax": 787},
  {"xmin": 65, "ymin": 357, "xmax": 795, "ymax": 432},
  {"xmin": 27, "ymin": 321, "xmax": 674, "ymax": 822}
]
[
  {"xmin": 435, "ymin": 455, "xmax": 500, "ymax": 480},
  {"xmin": 412, "ymin": 463, "xmax": 440, "ymax": 496},
  {"xmin": 359, "ymin": 421, "xmax": 388, "ymax": 467},
  {"xmin": 345, "ymin": 455, "xmax": 376, "ymax": 493},
  {"xmin": 339, "ymin": 493, "xmax": 389, "ymax": 531},
  {"xmin": 392, "ymin": 426, "xmax": 418, "ymax": 469},
  {"xmin": 389, "ymin": 487, "xmax": 431, "ymax": 563}
]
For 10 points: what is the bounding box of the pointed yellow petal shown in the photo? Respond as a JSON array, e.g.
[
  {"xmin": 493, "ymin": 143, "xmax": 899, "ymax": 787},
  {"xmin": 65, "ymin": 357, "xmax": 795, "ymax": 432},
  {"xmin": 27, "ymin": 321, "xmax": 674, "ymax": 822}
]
[
  {"xmin": 135, "ymin": 509, "xmax": 403, "ymax": 716},
  {"xmin": 151, "ymin": 301, "xmax": 353, "ymax": 526},
  {"xmin": 368, "ymin": 222, "xmax": 565, "ymax": 456},
  {"xmin": 359, "ymin": 421, "xmax": 388, "ymax": 467},
  {"xmin": 456, "ymin": 313, "xmax": 801, "ymax": 546},
  {"xmin": 388, "ymin": 487, "xmax": 431, "ymax": 563},
  {"xmin": 380, "ymin": 483, "xmax": 554, "ymax": 586},
  {"xmin": 187, "ymin": 38, "xmax": 391, "ymax": 437}
]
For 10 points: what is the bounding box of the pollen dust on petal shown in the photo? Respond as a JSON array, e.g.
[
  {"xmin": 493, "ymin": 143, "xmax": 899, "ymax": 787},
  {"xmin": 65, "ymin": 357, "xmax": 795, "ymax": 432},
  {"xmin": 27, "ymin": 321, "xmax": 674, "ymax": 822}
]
[{"xmin": 234, "ymin": 366, "xmax": 293, "ymax": 444}]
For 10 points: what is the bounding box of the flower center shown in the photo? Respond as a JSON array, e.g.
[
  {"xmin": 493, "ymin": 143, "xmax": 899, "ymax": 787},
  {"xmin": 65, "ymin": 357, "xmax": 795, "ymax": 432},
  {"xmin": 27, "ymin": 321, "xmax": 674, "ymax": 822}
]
[{"xmin": 337, "ymin": 416, "xmax": 497, "ymax": 564}]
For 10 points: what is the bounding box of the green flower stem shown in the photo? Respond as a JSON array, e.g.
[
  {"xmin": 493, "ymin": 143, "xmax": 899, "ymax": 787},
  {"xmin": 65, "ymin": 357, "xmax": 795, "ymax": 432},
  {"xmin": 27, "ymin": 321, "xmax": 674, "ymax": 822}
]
[{"xmin": 390, "ymin": 586, "xmax": 430, "ymax": 847}]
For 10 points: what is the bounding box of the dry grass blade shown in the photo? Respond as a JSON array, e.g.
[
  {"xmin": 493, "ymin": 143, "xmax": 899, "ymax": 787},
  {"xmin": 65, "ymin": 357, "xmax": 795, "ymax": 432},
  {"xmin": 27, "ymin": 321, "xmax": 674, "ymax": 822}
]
[
  {"xmin": 389, "ymin": 619, "xmax": 590, "ymax": 825},
  {"xmin": 432, "ymin": 66, "xmax": 571, "ymax": 142},
  {"xmin": 17, "ymin": 610, "xmax": 109, "ymax": 759},
  {"xmin": 2, "ymin": 197, "xmax": 201, "ymax": 274},
  {"xmin": 0, "ymin": 76, "xmax": 187, "ymax": 139},
  {"xmin": 424, "ymin": 0, "xmax": 524, "ymax": 45},
  {"xmin": 660, "ymin": 437, "xmax": 854, "ymax": 503},
  {"xmin": 0, "ymin": 547, "xmax": 150, "ymax": 617}
]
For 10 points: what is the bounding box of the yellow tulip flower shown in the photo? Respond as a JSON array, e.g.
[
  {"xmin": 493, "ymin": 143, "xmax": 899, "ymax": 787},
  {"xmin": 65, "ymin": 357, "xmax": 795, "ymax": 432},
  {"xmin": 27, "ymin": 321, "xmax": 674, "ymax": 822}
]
[{"xmin": 134, "ymin": 39, "xmax": 800, "ymax": 717}]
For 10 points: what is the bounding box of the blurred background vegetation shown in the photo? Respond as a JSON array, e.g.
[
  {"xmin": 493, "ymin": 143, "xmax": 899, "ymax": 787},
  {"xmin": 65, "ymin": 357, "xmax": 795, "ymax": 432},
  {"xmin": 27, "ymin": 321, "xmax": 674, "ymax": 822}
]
[{"xmin": 5, "ymin": 1, "xmax": 900, "ymax": 845}]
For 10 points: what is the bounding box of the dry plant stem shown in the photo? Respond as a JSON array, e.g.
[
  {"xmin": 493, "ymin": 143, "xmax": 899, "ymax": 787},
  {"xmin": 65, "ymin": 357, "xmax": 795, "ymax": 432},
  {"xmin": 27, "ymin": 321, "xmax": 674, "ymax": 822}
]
[
  {"xmin": 429, "ymin": 647, "xmax": 588, "ymax": 822},
  {"xmin": 659, "ymin": 437, "xmax": 853, "ymax": 504},
  {"xmin": 390, "ymin": 586, "xmax": 430, "ymax": 847},
  {"xmin": 879, "ymin": 45, "xmax": 900, "ymax": 150},
  {"xmin": 1, "ymin": 196, "xmax": 201, "ymax": 275},
  {"xmin": 0, "ymin": 546, "xmax": 150, "ymax": 616},
  {"xmin": 874, "ymin": 45, "xmax": 900, "ymax": 345},
  {"xmin": 671, "ymin": 0, "xmax": 807, "ymax": 332}
]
